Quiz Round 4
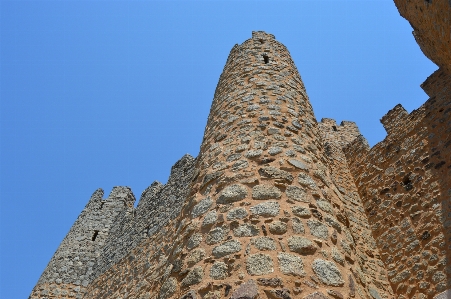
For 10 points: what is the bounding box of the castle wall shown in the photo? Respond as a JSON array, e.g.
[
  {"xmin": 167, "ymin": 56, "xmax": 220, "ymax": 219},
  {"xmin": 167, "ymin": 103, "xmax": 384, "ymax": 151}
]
[
  {"xmin": 89, "ymin": 154, "xmax": 196, "ymax": 281},
  {"xmin": 29, "ymin": 186, "xmax": 136, "ymax": 299},
  {"xmin": 343, "ymin": 77, "xmax": 451, "ymax": 298}
]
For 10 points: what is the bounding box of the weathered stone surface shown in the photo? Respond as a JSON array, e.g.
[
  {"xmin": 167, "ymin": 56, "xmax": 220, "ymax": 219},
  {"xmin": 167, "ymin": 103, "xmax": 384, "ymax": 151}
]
[
  {"xmin": 368, "ymin": 288, "xmax": 381, "ymax": 299},
  {"xmin": 212, "ymin": 240, "xmax": 242, "ymax": 258},
  {"xmin": 159, "ymin": 277, "xmax": 177, "ymax": 299},
  {"xmin": 316, "ymin": 200, "xmax": 332, "ymax": 213},
  {"xmin": 202, "ymin": 210, "xmax": 217, "ymax": 227},
  {"xmin": 307, "ymin": 220, "xmax": 329, "ymax": 240},
  {"xmin": 252, "ymin": 237, "xmax": 277, "ymax": 251},
  {"xmin": 277, "ymin": 252, "xmax": 306, "ymax": 277},
  {"xmin": 303, "ymin": 292, "xmax": 329, "ymax": 299},
  {"xmin": 269, "ymin": 221, "xmax": 287, "ymax": 234},
  {"xmin": 269, "ymin": 146, "xmax": 283, "ymax": 155},
  {"xmin": 288, "ymin": 159, "xmax": 308, "ymax": 170},
  {"xmin": 287, "ymin": 236, "xmax": 317, "ymax": 254},
  {"xmin": 181, "ymin": 266, "xmax": 204, "ymax": 287},
  {"xmin": 245, "ymin": 150, "xmax": 263, "ymax": 159},
  {"xmin": 206, "ymin": 226, "xmax": 230, "ymax": 245},
  {"xmin": 231, "ymin": 279, "xmax": 258, "ymax": 299},
  {"xmin": 312, "ymin": 259, "xmax": 344, "ymax": 286},
  {"xmin": 217, "ymin": 184, "xmax": 248, "ymax": 204},
  {"xmin": 256, "ymin": 277, "xmax": 283, "ymax": 286},
  {"xmin": 246, "ymin": 254, "xmax": 274, "ymax": 275},
  {"xmin": 227, "ymin": 207, "xmax": 248, "ymax": 220},
  {"xmin": 292, "ymin": 206, "xmax": 311, "ymax": 218},
  {"xmin": 286, "ymin": 186, "xmax": 309, "ymax": 202},
  {"xmin": 234, "ymin": 224, "xmax": 260, "ymax": 237},
  {"xmin": 266, "ymin": 289, "xmax": 292, "ymax": 299},
  {"xmin": 331, "ymin": 247, "xmax": 344, "ymax": 266},
  {"xmin": 298, "ymin": 173, "xmax": 317, "ymax": 189},
  {"xmin": 187, "ymin": 233, "xmax": 202, "ymax": 250},
  {"xmin": 324, "ymin": 216, "xmax": 341, "ymax": 232},
  {"xmin": 292, "ymin": 217, "xmax": 305, "ymax": 234},
  {"xmin": 186, "ymin": 248, "xmax": 206, "ymax": 267},
  {"xmin": 250, "ymin": 202, "xmax": 280, "ymax": 217},
  {"xmin": 252, "ymin": 184, "xmax": 282, "ymax": 200},
  {"xmin": 192, "ymin": 197, "xmax": 213, "ymax": 218},
  {"xmin": 258, "ymin": 166, "xmax": 293, "ymax": 183},
  {"xmin": 327, "ymin": 290, "xmax": 343, "ymax": 299},
  {"xmin": 210, "ymin": 261, "xmax": 228, "ymax": 280}
]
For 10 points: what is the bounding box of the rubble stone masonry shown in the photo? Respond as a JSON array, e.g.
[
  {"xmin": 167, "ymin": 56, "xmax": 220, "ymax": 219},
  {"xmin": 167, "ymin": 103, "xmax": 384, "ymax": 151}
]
[{"xmin": 29, "ymin": 1, "xmax": 450, "ymax": 299}]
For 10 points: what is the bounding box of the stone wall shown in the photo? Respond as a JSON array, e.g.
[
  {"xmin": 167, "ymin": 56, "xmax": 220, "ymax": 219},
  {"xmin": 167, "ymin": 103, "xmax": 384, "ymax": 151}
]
[
  {"xmin": 29, "ymin": 186, "xmax": 136, "ymax": 298},
  {"xmin": 344, "ymin": 84, "xmax": 451, "ymax": 298}
]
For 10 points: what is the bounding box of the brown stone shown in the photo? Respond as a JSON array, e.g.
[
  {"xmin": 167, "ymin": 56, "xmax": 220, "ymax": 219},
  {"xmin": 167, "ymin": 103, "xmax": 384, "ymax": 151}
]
[{"xmin": 230, "ymin": 280, "xmax": 258, "ymax": 299}]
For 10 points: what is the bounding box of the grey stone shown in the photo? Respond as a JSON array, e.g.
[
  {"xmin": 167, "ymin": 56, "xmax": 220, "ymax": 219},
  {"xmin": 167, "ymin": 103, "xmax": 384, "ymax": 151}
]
[
  {"xmin": 212, "ymin": 240, "xmax": 242, "ymax": 258},
  {"xmin": 307, "ymin": 220, "xmax": 329, "ymax": 240},
  {"xmin": 246, "ymin": 254, "xmax": 274, "ymax": 275},
  {"xmin": 181, "ymin": 266, "xmax": 204, "ymax": 287},
  {"xmin": 186, "ymin": 248, "xmax": 206, "ymax": 267},
  {"xmin": 192, "ymin": 197, "xmax": 213, "ymax": 218},
  {"xmin": 245, "ymin": 150, "xmax": 263, "ymax": 158},
  {"xmin": 292, "ymin": 206, "xmax": 311, "ymax": 218},
  {"xmin": 250, "ymin": 202, "xmax": 280, "ymax": 217},
  {"xmin": 298, "ymin": 173, "xmax": 317, "ymax": 190},
  {"xmin": 268, "ymin": 221, "xmax": 287, "ymax": 234},
  {"xmin": 227, "ymin": 207, "xmax": 248, "ymax": 220},
  {"xmin": 252, "ymin": 237, "xmax": 277, "ymax": 251},
  {"xmin": 331, "ymin": 247, "xmax": 344, "ymax": 266},
  {"xmin": 369, "ymin": 288, "xmax": 382, "ymax": 299},
  {"xmin": 210, "ymin": 261, "xmax": 228, "ymax": 280},
  {"xmin": 231, "ymin": 279, "xmax": 258, "ymax": 299},
  {"xmin": 286, "ymin": 186, "xmax": 309, "ymax": 202},
  {"xmin": 187, "ymin": 233, "xmax": 202, "ymax": 250},
  {"xmin": 202, "ymin": 210, "xmax": 217, "ymax": 227},
  {"xmin": 277, "ymin": 252, "xmax": 306, "ymax": 277},
  {"xmin": 258, "ymin": 166, "xmax": 293, "ymax": 183},
  {"xmin": 234, "ymin": 224, "xmax": 260, "ymax": 237},
  {"xmin": 206, "ymin": 226, "xmax": 229, "ymax": 245},
  {"xmin": 293, "ymin": 145, "xmax": 306, "ymax": 154},
  {"xmin": 292, "ymin": 217, "xmax": 305, "ymax": 234},
  {"xmin": 304, "ymin": 292, "xmax": 329, "ymax": 299},
  {"xmin": 287, "ymin": 159, "xmax": 308, "ymax": 170},
  {"xmin": 217, "ymin": 184, "xmax": 248, "ymax": 204},
  {"xmin": 287, "ymin": 236, "xmax": 317, "ymax": 254},
  {"xmin": 312, "ymin": 259, "xmax": 344, "ymax": 286},
  {"xmin": 316, "ymin": 200, "xmax": 333, "ymax": 213},
  {"xmin": 269, "ymin": 147, "xmax": 283, "ymax": 155},
  {"xmin": 285, "ymin": 150, "xmax": 296, "ymax": 157},
  {"xmin": 324, "ymin": 216, "xmax": 341, "ymax": 232},
  {"xmin": 252, "ymin": 185, "xmax": 282, "ymax": 200},
  {"xmin": 227, "ymin": 153, "xmax": 242, "ymax": 162}
]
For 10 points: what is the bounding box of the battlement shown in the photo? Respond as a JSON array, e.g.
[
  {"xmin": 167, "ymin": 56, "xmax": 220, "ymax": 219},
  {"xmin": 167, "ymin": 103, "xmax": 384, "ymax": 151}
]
[
  {"xmin": 318, "ymin": 117, "xmax": 362, "ymax": 148},
  {"xmin": 380, "ymin": 104, "xmax": 409, "ymax": 135},
  {"xmin": 252, "ymin": 30, "xmax": 275, "ymax": 41}
]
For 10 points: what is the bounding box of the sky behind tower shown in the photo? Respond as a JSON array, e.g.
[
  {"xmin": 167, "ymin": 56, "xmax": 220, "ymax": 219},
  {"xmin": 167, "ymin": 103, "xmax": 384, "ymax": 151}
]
[{"xmin": 0, "ymin": 1, "xmax": 436, "ymax": 297}]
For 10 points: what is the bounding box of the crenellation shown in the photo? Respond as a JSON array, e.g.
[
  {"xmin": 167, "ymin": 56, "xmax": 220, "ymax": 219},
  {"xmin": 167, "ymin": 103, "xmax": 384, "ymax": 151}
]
[{"xmin": 30, "ymin": 1, "xmax": 451, "ymax": 297}]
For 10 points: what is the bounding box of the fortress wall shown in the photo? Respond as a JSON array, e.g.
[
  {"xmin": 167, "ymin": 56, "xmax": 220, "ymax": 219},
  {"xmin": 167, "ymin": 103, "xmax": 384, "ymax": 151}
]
[
  {"xmin": 29, "ymin": 187, "xmax": 135, "ymax": 299},
  {"xmin": 319, "ymin": 121, "xmax": 395, "ymax": 298},
  {"xmin": 89, "ymin": 154, "xmax": 196, "ymax": 281},
  {"xmin": 81, "ymin": 31, "xmax": 397, "ymax": 299},
  {"xmin": 393, "ymin": 0, "xmax": 451, "ymax": 74},
  {"xmin": 343, "ymin": 79, "xmax": 451, "ymax": 299}
]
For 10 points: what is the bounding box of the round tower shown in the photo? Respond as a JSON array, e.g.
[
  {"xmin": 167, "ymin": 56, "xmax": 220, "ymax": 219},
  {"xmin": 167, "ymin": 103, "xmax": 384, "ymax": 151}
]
[{"xmin": 167, "ymin": 31, "xmax": 392, "ymax": 299}]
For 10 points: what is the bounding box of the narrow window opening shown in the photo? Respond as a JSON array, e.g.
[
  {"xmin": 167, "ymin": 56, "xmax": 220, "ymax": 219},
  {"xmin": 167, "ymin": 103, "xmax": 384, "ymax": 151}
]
[
  {"xmin": 262, "ymin": 55, "xmax": 269, "ymax": 64},
  {"xmin": 332, "ymin": 126, "xmax": 337, "ymax": 131},
  {"xmin": 99, "ymin": 202, "xmax": 104, "ymax": 210},
  {"xmin": 259, "ymin": 39, "xmax": 264, "ymax": 44},
  {"xmin": 92, "ymin": 230, "xmax": 99, "ymax": 241}
]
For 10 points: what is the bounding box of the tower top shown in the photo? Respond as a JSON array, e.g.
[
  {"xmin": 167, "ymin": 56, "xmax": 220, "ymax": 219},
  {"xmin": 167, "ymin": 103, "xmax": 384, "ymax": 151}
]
[{"xmin": 251, "ymin": 31, "xmax": 275, "ymax": 41}]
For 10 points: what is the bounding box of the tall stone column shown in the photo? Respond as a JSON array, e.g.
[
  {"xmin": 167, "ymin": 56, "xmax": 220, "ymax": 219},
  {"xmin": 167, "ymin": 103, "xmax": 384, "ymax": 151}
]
[{"xmin": 170, "ymin": 31, "xmax": 392, "ymax": 299}]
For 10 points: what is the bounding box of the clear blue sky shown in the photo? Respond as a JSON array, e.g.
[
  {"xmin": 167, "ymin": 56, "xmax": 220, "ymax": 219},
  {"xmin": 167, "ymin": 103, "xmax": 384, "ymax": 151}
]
[{"xmin": 0, "ymin": 1, "xmax": 436, "ymax": 297}]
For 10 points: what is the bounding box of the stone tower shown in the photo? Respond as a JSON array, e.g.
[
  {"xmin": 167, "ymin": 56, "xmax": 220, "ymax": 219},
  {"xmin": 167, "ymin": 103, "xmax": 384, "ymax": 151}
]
[
  {"xmin": 29, "ymin": 1, "xmax": 451, "ymax": 295},
  {"xmin": 160, "ymin": 31, "xmax": 392, "ymax": 299}
]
